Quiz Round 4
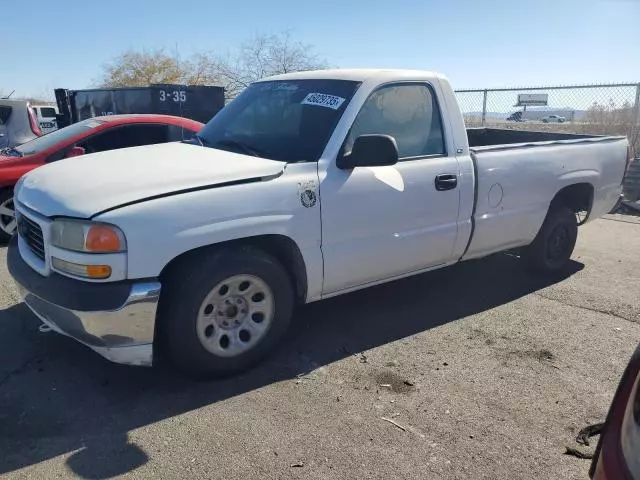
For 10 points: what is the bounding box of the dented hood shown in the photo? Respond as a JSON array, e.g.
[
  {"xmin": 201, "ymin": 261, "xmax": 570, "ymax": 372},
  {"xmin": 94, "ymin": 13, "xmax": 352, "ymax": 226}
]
[{"xmin": 16, "ymin": 142, "xmax": 285, "ymax": 218}]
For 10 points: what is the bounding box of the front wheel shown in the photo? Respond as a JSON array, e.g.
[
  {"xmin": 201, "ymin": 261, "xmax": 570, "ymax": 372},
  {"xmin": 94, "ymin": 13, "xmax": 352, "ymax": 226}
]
[
  {"xmin": 0, "ymin": 189, "xmax": 16, "ymax": 244},
  {"xmin": 521, "ymin": 206, "xmax": 578, "ymax": 273},
  {"xmin": 158, "ymin": 246, "xmax": 294, "ymax": 378}
]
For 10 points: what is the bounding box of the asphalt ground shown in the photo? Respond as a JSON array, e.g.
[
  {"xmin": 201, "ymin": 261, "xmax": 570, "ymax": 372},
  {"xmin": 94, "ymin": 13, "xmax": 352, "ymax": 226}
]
[{"xmin": 1, "ymin": 215, "xmax": 638, "ymax": 479}]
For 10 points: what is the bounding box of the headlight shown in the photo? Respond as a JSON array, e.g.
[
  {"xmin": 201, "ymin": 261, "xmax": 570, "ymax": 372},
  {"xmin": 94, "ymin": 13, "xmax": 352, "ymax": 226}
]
[{"xmin": 51, "ymin": 219, "xmax": 126, "ymax": 253}]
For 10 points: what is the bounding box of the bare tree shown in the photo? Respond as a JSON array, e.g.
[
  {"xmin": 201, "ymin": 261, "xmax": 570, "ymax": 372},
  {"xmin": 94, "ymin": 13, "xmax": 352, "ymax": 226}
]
[
  {"xmin": 213, "ymin": 32, "xmax": 328, "ymax": 98},
  {"xmin": 96, "ymin": 32, "xmax": 327, "ymax": 99},
  {"xmin": 97, "ymin": 49, "xmax": 220, "ymax": 88}
]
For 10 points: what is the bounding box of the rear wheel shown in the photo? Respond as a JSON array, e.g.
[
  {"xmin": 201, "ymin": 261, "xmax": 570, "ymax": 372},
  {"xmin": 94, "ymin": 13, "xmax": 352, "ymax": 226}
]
[
  {"xmin": 521, "ymin": 206, "xmax": 578, "ymax": 273},
  {"xmin": 158, "ymin": 246, "xmax": 294, "ymax": 378},
  {"xmin": 0, "ymin": 189, "xmax": 16, "ymax": 244}
]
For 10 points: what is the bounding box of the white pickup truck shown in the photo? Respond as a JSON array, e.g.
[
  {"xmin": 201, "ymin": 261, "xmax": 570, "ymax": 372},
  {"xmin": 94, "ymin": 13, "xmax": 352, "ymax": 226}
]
[{"xmin": 8, "ymin": 69, "xmax": 631, "ymax": 376}]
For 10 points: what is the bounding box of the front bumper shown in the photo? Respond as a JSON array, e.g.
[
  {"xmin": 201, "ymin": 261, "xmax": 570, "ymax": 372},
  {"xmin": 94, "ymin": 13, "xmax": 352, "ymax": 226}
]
[{"xmin": 7, "ymin": 235, "xmax": 161, "ymax": 366}]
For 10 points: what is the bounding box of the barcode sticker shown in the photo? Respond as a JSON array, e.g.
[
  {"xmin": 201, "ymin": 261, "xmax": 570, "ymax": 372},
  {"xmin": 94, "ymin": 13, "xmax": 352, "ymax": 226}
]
[{"xmin": 301, "ymin": 93, "xmax": 346, "ymax": 110}]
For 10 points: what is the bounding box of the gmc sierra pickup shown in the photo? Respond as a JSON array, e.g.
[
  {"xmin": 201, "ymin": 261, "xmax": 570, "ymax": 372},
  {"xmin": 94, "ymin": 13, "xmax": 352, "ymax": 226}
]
[{"xmin": 7, "ymin": 69, "xmax": 632, "ymax": 376}]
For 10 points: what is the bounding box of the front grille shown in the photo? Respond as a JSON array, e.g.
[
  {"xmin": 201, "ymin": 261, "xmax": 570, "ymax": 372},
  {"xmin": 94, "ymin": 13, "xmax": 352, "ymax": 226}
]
[{"xmin": 18, "ymin": 214, "xmax": 45, "ymax": 261}]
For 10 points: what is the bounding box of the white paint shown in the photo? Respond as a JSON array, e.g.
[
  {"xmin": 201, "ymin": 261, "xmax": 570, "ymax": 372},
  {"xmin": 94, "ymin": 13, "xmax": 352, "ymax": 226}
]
[
  {"xmin": 488, "ymin": 183, "xmax": 504, "ymax": 208},
  {"xmin": 367, "ymin": 166, "xmax": 405, "ymax": 191},
  {"xmin": 463, "ymin": 138, "xmax": 627, "ymax": 260},
  {"xmin": 16, "ymin": 142, "xmax": 285, "ymax": 218},
  {"xmin": 14, "ymin": 68, "xmax": 629, "ymax": 310}
]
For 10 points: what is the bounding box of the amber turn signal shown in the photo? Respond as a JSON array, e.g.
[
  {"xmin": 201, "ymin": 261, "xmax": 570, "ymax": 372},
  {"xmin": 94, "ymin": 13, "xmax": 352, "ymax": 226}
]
[
  {"xmin": 85, "ymin": 225, "xmax": 124, "ymax": 253},
  {"xmin": 52, "ymin": 257, "xmax": 112, "ymax": 279}
]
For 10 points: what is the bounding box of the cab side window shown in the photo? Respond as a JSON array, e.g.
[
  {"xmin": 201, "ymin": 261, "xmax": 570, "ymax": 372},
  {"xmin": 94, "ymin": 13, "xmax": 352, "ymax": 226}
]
[{"xmin": 345, "ymin": 84, "xmax": 445, "ymax": 160}]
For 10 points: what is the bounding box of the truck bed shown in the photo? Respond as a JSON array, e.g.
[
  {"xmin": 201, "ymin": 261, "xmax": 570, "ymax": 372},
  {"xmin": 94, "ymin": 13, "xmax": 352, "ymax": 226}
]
[
  {"xmin": 467, "ymin": 127, "xmax": 598, "ymax": 149},
  {"xmin": 461, "ymin": 128, "xmax": 628, "ymax": 262}
]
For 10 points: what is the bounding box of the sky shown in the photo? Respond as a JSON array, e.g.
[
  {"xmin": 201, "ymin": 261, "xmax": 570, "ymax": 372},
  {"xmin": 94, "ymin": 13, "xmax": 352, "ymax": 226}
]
[{"xmin": 1, "ymin": 0, "xmax": 639, "ymax": 100}]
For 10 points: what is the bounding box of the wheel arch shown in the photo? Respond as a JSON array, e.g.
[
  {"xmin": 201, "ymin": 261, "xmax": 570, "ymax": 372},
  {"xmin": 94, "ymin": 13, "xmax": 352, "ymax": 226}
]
[
  {"xmin": 159, "ymin": 234, "xmax": 309, "ymax": 304},
  {"xmin": 549, "ymin": 182, "xmax": 594, "ymax": 225}
]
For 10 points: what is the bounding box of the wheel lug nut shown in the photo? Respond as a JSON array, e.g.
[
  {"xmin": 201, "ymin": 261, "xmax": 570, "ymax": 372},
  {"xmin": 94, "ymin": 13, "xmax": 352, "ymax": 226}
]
[{"xmin": 237, "ymin": 299, "xmax": 242, "ymax": 304}]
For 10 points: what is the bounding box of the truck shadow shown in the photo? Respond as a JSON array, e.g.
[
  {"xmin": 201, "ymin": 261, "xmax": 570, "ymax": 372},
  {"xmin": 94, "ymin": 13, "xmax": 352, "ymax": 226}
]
[{"xmin": 0, "ymin": 253, "xmax": 583, "ymax": 478}]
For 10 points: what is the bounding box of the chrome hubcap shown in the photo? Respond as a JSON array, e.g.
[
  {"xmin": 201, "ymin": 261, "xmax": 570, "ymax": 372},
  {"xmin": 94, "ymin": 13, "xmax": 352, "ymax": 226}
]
[
  {"xmin": 196, "ymin": 274, "xmax": 275, "ymax": 357},
  {"xmin": 0, "ymin": 197, "xmax": 16, "ymax": 235}
]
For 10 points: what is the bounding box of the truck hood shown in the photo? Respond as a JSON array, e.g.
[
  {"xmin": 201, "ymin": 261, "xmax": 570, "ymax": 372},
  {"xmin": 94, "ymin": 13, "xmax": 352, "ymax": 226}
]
[{"xmin": 16, "ymin": 142, "xmax": 286, "ymax": 218}]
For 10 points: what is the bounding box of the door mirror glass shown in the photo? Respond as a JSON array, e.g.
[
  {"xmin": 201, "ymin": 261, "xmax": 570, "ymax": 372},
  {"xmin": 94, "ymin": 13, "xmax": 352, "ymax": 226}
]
[
  {"xmin": 64, "ymin": 146, "xmax": 85, "ymax": 158},
  {"xmin": 337, "ymin": 134, "xmax": 398, "ymax": 169}
]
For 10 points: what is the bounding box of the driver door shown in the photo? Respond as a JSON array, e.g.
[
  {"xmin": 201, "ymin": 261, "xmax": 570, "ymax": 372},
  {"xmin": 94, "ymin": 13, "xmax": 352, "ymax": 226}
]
[{"xmin": 320, "ymin": 82, "xmax": 461, "ymax": 295}]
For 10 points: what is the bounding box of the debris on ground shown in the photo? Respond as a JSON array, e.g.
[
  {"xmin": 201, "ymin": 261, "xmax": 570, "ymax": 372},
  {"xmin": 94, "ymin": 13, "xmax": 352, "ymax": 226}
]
[
  {"xmin": 359, "ymin": 353, "xmax": 368, "ymax": 363},
  {"xmin": 374, "ymin": 371, "xmax": 417, "ymax": 393},
  {"xmin": 381, "ymin": 417, "xmax": 407, "ymax": 432},
  {"xmin": 537, "ymin": 349, "xmax": 555, "ymax": 362},
  {"xmin": 576, "ymin": 423, "xmax": 604, "ymax": 447},
  {"xmin": 290, "ymin": 462, "xmax": 305, "ymax": 468}
]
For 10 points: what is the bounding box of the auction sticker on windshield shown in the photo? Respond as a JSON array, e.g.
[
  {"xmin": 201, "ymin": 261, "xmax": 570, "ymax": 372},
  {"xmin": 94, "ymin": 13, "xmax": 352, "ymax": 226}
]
[{"xmin": 301, "ymin": 93, "xmax": 345, "ymax": 110}]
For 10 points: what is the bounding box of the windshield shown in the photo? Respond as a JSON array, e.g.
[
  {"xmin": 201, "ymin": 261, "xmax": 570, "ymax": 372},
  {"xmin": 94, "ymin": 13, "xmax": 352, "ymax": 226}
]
[
  {"xmin": 196, "ymin": 79, "xmax": 361, "ymax": 162},
  {"xmin": 15, "ymin": 119, "xmax": 105, "ymax": 155}
]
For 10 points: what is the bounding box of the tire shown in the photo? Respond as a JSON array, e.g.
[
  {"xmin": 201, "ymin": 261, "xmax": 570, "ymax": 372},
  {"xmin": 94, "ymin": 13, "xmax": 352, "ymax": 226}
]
[
  {"xmin": 521, "ymin": 206, "xmax": 578, "ymax": 273},
  {"xmin": 0, "ymin": 189, "xmax": 16, "ymax": 244},
  {"xmin": 158, "ymin": 246, "xmax": 295, "ymax": 378}
]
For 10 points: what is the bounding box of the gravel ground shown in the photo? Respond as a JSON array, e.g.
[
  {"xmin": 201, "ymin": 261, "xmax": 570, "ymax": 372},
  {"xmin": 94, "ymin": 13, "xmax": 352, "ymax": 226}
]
[{"xmin": 0, "ymin": 215, "xmax": 638, "ymax": 480}]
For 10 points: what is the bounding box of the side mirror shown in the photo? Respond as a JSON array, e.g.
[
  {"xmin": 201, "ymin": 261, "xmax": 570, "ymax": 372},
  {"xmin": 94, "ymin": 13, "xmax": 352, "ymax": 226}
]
[
  {"xmin": 337, "ymin": 134, "xmax": 399, "ymax": 170},
  {"xmin": 65, "ymin": 146, "xmax": 85, "ymax": 158}
]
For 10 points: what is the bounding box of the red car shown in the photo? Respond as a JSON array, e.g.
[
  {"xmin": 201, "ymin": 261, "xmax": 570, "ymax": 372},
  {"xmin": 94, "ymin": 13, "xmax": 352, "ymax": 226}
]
[
  {"xmin": 0, "ymin": 114, "xmax": 203, "ymax": 241},
  {"xmin": 591, "ymin": 344, "xmax": 640, "ymax": 480}
]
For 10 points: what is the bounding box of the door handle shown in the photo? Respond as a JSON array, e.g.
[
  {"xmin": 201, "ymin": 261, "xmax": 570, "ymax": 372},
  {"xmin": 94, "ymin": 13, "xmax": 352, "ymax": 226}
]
[{"xmin": 435, "ymin": 174, "xmax": 457, "ymax": 191}]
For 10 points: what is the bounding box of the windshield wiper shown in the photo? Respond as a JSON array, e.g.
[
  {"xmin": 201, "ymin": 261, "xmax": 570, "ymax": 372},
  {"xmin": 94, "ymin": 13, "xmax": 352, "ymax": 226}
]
[
  {"xmin": 0, "ymin": 147, "xmax": 23, "ymax": 157},
  {"xmin": 213, "ymin": 139, "xmax": 270, "ymax": 158}
]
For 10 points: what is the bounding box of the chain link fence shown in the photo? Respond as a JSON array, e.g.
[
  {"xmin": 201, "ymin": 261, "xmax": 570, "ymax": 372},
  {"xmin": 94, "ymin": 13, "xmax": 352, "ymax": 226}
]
[{"xmin": 455, "ymin": 83, "xmax": 640, "ymax": 156}]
